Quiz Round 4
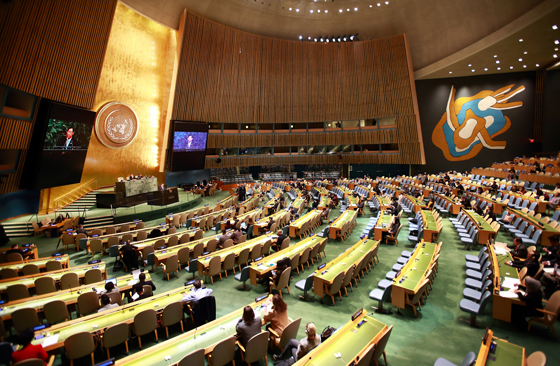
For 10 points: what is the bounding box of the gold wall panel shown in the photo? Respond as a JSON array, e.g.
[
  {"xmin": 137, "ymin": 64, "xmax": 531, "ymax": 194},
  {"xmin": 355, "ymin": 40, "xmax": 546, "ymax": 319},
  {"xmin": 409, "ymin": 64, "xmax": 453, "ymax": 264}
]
[{"xmin": 44, "ymin": 3, "xmax": 176, "ymax": 208}]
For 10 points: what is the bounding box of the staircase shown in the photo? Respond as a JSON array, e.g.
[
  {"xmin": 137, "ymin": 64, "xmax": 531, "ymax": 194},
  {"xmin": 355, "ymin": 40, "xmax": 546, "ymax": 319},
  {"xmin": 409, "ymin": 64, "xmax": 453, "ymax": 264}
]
[
  {"xmin": 2, "ymin": 222, "xmax": 34, "ymax": 237},
  {"xmin": 83, "ymin": 215, "xmax": 114, "ymax": 229},
  {"xmin": 57, "ymin": 190, "xmax": 100, "ymax": 214}
]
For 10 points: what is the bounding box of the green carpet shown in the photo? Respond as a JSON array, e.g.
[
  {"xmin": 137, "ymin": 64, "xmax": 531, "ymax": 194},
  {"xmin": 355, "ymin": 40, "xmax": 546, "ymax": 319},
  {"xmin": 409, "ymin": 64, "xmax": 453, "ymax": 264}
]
[{"xmin": 4, "ymin": 190, "xmax": 558, "ymax": 366}]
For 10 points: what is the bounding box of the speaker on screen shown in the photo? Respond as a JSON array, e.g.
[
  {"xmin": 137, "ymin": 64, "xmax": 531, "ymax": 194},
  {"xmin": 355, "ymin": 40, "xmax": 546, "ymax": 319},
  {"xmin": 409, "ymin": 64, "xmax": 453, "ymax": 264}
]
[
  {"xmin": 169, "ymin": 121, "xmax": 209, "ymax": 171},
  {"xmin": 20, "ymin": 99, "xmax": 96, "ymax": 190}
]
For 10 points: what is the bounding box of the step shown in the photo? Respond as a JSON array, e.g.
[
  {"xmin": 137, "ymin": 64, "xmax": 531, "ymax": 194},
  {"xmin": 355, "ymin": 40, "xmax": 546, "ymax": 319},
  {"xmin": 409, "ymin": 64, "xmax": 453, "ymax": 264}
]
[{"xmin": 1, "ymin": 222, "xmax": 32, "ymax": 228}]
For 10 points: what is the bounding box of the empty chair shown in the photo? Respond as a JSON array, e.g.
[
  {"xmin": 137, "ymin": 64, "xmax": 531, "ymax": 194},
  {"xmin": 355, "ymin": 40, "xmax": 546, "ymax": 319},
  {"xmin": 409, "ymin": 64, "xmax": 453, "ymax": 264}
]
[
  {"xmin": 161, "ymin": 301, "xmax": 184, "ymax": 338},
  {"xmin": 295, "ymin": 274, "xmax": 315, "ymax": 301},
  {"xmin": 433, "ymin": 351, "xmax": 477, "ymax": 366},
  {"xmin": 177, "ymin": 247, "xmax": 190, "ymax": 270},
  {"xmin": 90, "ymin": 239, "xmax": 104, "ymax": 258},
  {"xmin": 84, "ymin": 268, "xmax": 103, "ymax": 284},
  {"xmin": 178, "ymin": 349, "xmax": 205, "ymax": 366},
  {"xmin": 326, "ymin": 271, "xmax": 345, "ymax": 305},
  {"xmin": 45, "ymin": 260, "xmax": 63, "ymax": 272},
  {"xmin": 6, "ymin": 252, "xmax": 24, "ymax": 262},
  {"xmin": 0, "ymin": 268, "xmax": 18, "ymax": 279},
  {"xmin": 238, "ymin": 331, "xmax": 269, "ymax": 366},
  {"xmin": 369, "ymin": 284, "xmax": 392, "ymax": 314},
  {"xmin": 180, "ymin": 233, "xmax": 190, "ymax": 244},
  {"xmin": 167, "ymin": 235, "xmax": 179, "ymax": 247},
  {"xmin": 250, "ymin": 244, "xmax": 262, "ymax": 262},
  {"xmin": 21, "ymin": 264, "xmax": 40, "ymax": 276},
  {"xmin": 222, "ymin": 252, "xmax": 236, "ymax": 277},
  {"xmin": 465, "ymin": 247, "xmax": 487, "ymax": 263},
  {"xmin": 61, "ymin": 234, "xmax": 76, "ymax": 251},
  {"xmin": 222, "ymin": 239, "xmax": 233, "ymax": 249},
  {"xmin": 341, "ymin": 267, "xmax": 354, "ymax": 295},
  {"xmin": 405, "ymin": 279, "xmax": 430, "ymax": 316},
  {"xmin": 136, "ymin": 231, "xmax": 148, "ymax": 241},
  {"xmin": 105, "ymin": 227, "xmax": 116, "ymax": 235},
  {"xmin": 34, "ymin": 277, "xmax": 57, "ymax": 295},
  {"xmin": 64, "ymin": 332, "xmax": 96, "ymax": 366},
  {"xmin": 162, "ymin": 255, "xmax": 180, "ymax": 281},
  {"xmin": 459, "ymin": 290, "xmax": 492, "ymax": 326},
  {"xmin": 234, "ymin": 266, "xmax": 251, "ymax": 290},
  {"xmin": 206, "ymin": 239, "xmax": 218, "ymax": 252},
  {"xmin": 133, "ymin": 309, "xmax": 158, "ymax": 348},
  {"xmin": 102, "ymin": 322, "xmax": 129, "ymax": 359},
  {"xmin": 208, "ymin": 335, "xmax": 236, "ymax": 366},
  {"xmin": 12, "ymin": 308, "xmax": 40, "ymax": 333},
  {"xmin": 44, "ymin": 300, "xmax": 70, "ymax": 324},
  {"xmin": 465, "ymin": 253, "xmax": 489, "ymax": 271},
  {"xmin": 463, "ymin": 279, "xmax": 493, "ymax": 302},
  {"xmin": 526, "ymin": 351, "xmax": 547, "ymax": 366},
  {"xmin": 191, "ymin": 243, "xmax": 204, "ymax": 259},
  {"xmin": 7, "ymin": 284, "xmax": 30, "ymax": 301},
  {"xmin": 205, "ymin": 256, "xmax": 222, "ymax": 284},
  {"xmin": 122, "ymin": 234, "xmax": 133, "ymax": 243},
  {"xmin": 60, "ymin": 272, "xmax": 80, "ymax": 289},
  {"xmin": 528, "ymin": 290, "xmax": 560, "ymax": 337},
  {"xmin": 371, "ymin": 324, "xmax": 393, "ymax": 366}
]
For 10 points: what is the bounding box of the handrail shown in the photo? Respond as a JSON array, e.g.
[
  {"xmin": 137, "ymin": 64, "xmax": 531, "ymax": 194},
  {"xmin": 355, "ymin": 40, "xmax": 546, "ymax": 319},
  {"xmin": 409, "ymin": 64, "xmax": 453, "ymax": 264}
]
[{"xmin": 47, "ymin": 180, "xmax": 98, "ymax": 214}]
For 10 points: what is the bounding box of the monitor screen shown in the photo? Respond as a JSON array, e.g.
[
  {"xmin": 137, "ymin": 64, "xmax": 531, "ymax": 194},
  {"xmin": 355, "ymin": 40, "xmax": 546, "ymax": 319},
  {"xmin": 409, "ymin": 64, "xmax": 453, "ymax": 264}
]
[
  {"xmin": 169, "ymin": 121, "xmax": 208, "ymax": 171},
  {"xmin": 105, "ymin": 278, "xmax": 117, "ymax": 285}
]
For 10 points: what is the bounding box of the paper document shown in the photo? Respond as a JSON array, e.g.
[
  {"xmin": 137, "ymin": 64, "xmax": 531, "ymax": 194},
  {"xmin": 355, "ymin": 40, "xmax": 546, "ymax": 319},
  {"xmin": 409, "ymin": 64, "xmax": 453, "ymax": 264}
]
[
  {"xmin": 128, "ymin": 280, "xmax": 137, "ymax": 286},
  {"xmin": 132, "ymin": 269, "xmax": 141, "ymax": 280},
  {"xmin": 42, "ymin": 334, "xmax": 59, "ymax": 348},
  {"xmin": 501, "ymin": 277, "xmax": 520, "ymax": 290},
  {"xmin": 499, "ymin": 291, "xmax": 518, "ymax": 299},
  {"xmin": 131, "ymin": 292, "xmax": 139, "ymax": 300},
  {"xmin": 494, "ymin": 248, "xmax": 508, "ymax": 255}
]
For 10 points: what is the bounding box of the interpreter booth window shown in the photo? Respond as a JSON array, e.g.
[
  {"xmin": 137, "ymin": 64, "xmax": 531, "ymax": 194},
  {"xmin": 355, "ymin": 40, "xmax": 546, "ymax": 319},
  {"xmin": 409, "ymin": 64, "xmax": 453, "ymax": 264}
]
[
  {"xmin": 342, "ymin": 120, "xmax": 360, "ymax": 130},
  {"xmin": 239, "ymin": 148, "xmax": 255, "ymax": 156},
  {"xmin": 326, "ymin": 121, "xmax": 342, "ymax": 131},
  {"xmin": 276, "ymin": 123, "xmax": 290, "ymax": 133},
  {"xmin": 222, "ymin": 147, "xmax": 239, "ymax": 156},
  {"xmin": 327, "ymin": 145, "xmax": 342, "ymax": 154},
  {"xmin": 378, "ymin": 117, "xmax": 396, "ymax": 128},
  {"xmin": 206, "ymin": 148, "xmax": 220, "ymax": 157},
  {"xmin": 291, "ymin": 122, "xmax": 306, "ymax": 133},
  {"xmin": 360, "ymin": 119, "xmax": 377, "ymax": 129},
  {"xmin": 361, "ymin": 144, "xmax": 380, "ymax": 153},
  {"xmin": 0, "ymin": 84, "xmax": 37, "ymax": 120},
  {"xmin": 257, "ymin": 123, "xmax": 274, "ymax": 133},
  {"xmin": 223, "ymin": 123, "xmax": 239, "ymax": 133},
  {"xmin": 256, "ymin": 147, "xmax": 272, "ymax": 155},
  {"xmin": 240, "ymin": 124, "xmax": 256, "ymax": 133},
  {"xmin": 208, "ymin": 122, "xmax": 222, "ymax": 133},
  {"xmin": 380, "ymin": 143, "xmax": 399, "ymax": 153},
  {"xmin": 308, "ymin": 122, "xmax": 324, "ymax": 131},
  {"xmin": 274, "ymin": 146, "xmax": 290, "ymax": 155}
]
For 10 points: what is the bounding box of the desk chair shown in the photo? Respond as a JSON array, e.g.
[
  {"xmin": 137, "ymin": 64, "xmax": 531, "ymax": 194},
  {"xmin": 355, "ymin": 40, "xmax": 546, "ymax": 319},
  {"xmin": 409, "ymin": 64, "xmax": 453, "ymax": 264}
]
[
  {"xmin": 528, "ymin": 291, "xmax": 560, "ymax": 338},
  {"xmin": 65, "ymin": 332, "xmax": 96, "ymax": 366},
  {"xmin": 102, "ymin": 322, "xmax": 129, "ymax": 359},
  {"xmin": 238, "ymin": 331, "xmax": 269, "ymax": 366},
  {"xmin": 44, "ymin": 300, "xmax": 70, "ymax": 324},
  {"xmin": 234, "ymin": 265, "xmax": 251, "ymax": 290},
  {"xmin": 433, "ymin": 351, "xmax": 476, "ymax": 366},
  {"xmin": 178, "ymin": 349, "xmax": 205, "ymax": 366},
  {"xmin": 459, "ymin": 290, "xmax": 492, "ymax": 326},
  {"xmin": 295, "ymin": 274, "xmax": 314, "ymax": 301}
]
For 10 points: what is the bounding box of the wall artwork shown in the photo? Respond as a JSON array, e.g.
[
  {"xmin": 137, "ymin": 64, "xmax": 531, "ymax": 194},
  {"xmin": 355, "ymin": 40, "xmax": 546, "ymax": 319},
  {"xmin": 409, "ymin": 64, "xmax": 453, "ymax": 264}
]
[{"xmin": 432, "ymin": 84, "xmax": 525, "ymax": 161}]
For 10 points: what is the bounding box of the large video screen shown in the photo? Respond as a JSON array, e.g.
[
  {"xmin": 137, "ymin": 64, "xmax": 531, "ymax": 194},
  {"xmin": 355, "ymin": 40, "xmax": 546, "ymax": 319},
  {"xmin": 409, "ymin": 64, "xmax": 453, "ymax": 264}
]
[
  {"xmin": 169, "ymin": 121, "xmax": 208, "ymax": 171},
  {"xmin": 20, "ymin": 100, "xmax": 96, "ymax": 190}
]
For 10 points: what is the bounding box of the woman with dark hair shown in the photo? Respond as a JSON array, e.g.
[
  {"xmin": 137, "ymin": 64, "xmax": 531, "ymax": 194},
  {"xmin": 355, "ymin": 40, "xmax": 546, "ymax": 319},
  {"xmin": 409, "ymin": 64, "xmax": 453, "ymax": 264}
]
[
  {"xmin": 264, "ymin": 295, "xmax": 290, "ymax": 340},
  {"xmin": 11, "ymin": 329, "xmax": 49, "ymax": 364},
  {"xmin": 236, "ymin": 306, "xmax": 262, "ymax": 347}
]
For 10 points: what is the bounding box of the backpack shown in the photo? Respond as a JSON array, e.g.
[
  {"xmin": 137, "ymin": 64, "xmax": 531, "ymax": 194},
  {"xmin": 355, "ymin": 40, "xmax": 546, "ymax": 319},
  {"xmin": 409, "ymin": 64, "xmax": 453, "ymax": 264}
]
[
  {"xmin": 321, "ymin": 326, "xmax": 336, "ymax": 342},
  {"xmin": 113, "ymin": 259, "xmax": 124, "ymax": 272}
]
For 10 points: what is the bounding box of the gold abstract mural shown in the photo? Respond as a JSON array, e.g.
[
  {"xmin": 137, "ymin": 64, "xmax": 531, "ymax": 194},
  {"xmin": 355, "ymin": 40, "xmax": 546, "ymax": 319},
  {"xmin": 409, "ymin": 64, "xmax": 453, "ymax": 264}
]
[{"xmin": 43, "ymin": 3, "xmax": 176, "ymax": 209}]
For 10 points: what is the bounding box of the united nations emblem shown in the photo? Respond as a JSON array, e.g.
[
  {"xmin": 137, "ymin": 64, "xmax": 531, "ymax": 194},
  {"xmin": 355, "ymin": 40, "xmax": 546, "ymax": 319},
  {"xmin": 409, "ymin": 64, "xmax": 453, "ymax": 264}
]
[
  {"xmin": 432, "ymin": 84, "xmax": 524, "ymax": 161},
  {"xmin": 95, "ymin": 102, "xmax": 139, "ymax": 149}
]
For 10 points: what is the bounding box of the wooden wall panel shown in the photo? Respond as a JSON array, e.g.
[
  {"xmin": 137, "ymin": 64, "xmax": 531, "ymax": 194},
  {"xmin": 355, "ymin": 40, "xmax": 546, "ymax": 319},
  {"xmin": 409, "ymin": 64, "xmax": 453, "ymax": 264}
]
[
  {"xmin": 0, "ymin": 0, "xmax": 116, "ymax": 109},
  {"xmin": 172, "ymin": 11, "xmax": 423, "ymax": 167}
]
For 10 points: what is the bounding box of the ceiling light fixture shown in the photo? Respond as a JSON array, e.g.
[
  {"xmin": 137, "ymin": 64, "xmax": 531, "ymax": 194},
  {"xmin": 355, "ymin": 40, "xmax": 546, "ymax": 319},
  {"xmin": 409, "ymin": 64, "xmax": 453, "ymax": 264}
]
[
  {"xmin": 536, "ymin": 63, "xmax": 540, "ymax": 67},
  {"xmin": 289, "ymin": 7, "xmax": 292, "ymax": 11},
  {"xmin": 385, "ymin": 1, "xmax": 389, "ymax": 4},
  {"xmin": 496, "ymin": 60, "xmax": 500, "ymax": 64},
  {"xmin": 510, "ymin": 66, "xmax": 514, "ymax": 69},
  {"xmin": 518, "ymin": 58, "xmax": 523, "ymax": 62},
  {"xmin": 523, "ymin": 65, "xmax": 527, "ymax": 68},
  {"xmin": 317, "ymin": 9, "xmax": 321, "ymax": 13},
  {"xmin": 449, "ymin": 71, "xmax": 452, "ymax": 74},
  {"xmin": 555, "ymin": 40, "xmax": 559, "ymax": 44},
  {"xmin": 468, "ymin": 64, "xmax": 472, "ymax": 67},
  {"xmin": 339, "ymin": 9, "xmax": 342, "ymax": 12},
  {"xmin": 370, "ymin": 5, "xmax": 373, "ymax": 7},
  {"xmin": 377, "ymin": 3, "xmax": 381, "ymax": 6},
  {"xmin": 519, "ymin": 38, "xmax": 523, "ymax": 42},
  {"xmin": 471, "ymin": 69, "xmax": 475, "ymax": 72},
  {"xmin": 484, "ymin": 68, "xmax": 488, "ymax": 71},
  {"xmin": 553, "ymin": 25, "xmax": 558, "ymax": 30},
  {"xmin": 299, "ymin": 35, "xmax": 302, "ymax": 40},
  {"xmin": 296, "ymin": 9, "xmax": 299, "ymax": 12},
  {"xmin": 554, "ymin": 54, "xmax": 558, "ymax": 58},
  {"xmin": 310, "ymin": 10, "xmax": 313, "ymax": 13},
  {"xmin": 354, "ymin": 7, "xmax": 358, "ymax": 11},
  {"xmin": 524, "ymin": 51, "xmax": 528, "ymax": 54},
  {"xmin": 497, "ymin": 67, "xmax": 501, "ymax": 70},
  {"xmin": 494, "ymin": 55, "xmax": 498, "ymax": 58},
  {"xmin": 324, "ymin": 10, "xmax": 328, "ymax": 13},
  {"xmin": 347, "ymin": 8, "xmax": 350, "ymax": 11}
]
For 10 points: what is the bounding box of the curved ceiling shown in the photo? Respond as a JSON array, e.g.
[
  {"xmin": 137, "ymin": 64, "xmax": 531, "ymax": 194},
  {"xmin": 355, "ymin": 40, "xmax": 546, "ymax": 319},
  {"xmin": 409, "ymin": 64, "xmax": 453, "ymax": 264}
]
[{"xmin": 122, "ymin": 0, "xmax": 553, "ymax": 74}]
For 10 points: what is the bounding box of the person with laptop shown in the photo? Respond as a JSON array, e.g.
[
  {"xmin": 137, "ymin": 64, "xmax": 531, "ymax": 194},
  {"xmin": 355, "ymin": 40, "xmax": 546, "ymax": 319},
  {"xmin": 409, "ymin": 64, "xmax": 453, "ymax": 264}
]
[{"xmin": 102, "ymin": 280, "xmax": 119, "ymax": 295}]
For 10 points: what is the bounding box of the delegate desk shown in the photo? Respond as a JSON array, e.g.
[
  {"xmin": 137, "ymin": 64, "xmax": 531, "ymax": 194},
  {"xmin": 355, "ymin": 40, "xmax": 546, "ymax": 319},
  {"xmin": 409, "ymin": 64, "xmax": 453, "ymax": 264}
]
[
  {"xmin": 0, "ymin": 262, "xmax": 107, "ymax": 293},
  {"xmin": 403, "ymin": 182, "xmax": 432, "ymax": 198},
  {"xmin": 85, "ymin": 224, "xmax": 170, "ymax": 252},
  {"xmin": 373, "ymin": 211, "xmax": 394, "ymax": 241},
  {"xmin": 33, "ymin": 284, "xmax": 196, "ymax": 352},
  {"xmin": 153, "ymin": 233, "xmax": 219, "ymax": 268},
  {"xmin": 114, "ymin": 295, "xmax": 272, "ymax": 366},
  {"xmin": 467, "ymin": 193, "xmax": 506, "ymax": 215},
  {"xmin": 508, "ymin": 208, "xmax": 560, "ymax": 246},
  {"xmin": 313, "ymin": 239, "xmax": 378, "ymax": 298},
  {"xmin": 146, "ymin": 187, "xmax": 179, "ymax": 206},
  {"xmin": 289, "ymin": 210, "xmax": 322, "ymax": 238},
  {"xmin": 329, "ymin": 210, "xmax": 358, "ymax": 240},
  {"xmin": 434, "ymin": 193, "xmax": 462, "ymax": 215},
  {"xmin": 240, "ymin": 195, "xmax": 260, "ymax": 211},
  {"xmin": 347, "ymin": 195, "xmax": 359, "ymax": 210},
  {"xmin": 462, "ymin": 209, "xmax": 497, "ymax": 244},
  {"xmin": 249, "ymin": 236, "xmax": 325, "ymax": 286},
  {"xmin": 519, "ymin": 172, "xmax": 560, "ymax": 186},
  {"xmin": 216, "ymin": 194, "xmax": 238, "ymax": 210},
  {"xmin": 191, "ymin": 208, "xmax": 233, "ymax": 228},
  {"xmin": 68, "ymin": 220, "xmax": 143, "ymax": 237},
  {"xmin": 392, "ymin": 241, "xmax": 438, "ymax": 310},
  {"xmin": 37, "ymin": 219, "xmax": 72, "ymax": 237},
  {"xmin": 0, "ymin": 274, "xmax": 149, "ymax": 321},
  {"xmin": 197, "ymin": 235, "xmax": 273, "ymax": 277},
  {"xmin": 490, "ymin": 243, "xmax": 524, "ymax": 323},
  {"xmin": 474, "ymin": 328, "xmax": 526, "ymax": 366},
  {"xmin": 506, "ymin": 192, "xmax": 547, "ymax": 213},
  {"xmin": 421, "ymin": 210, "xmax": 442, "ymax": 243},
  {"xmin": 253, "ymin": 210, "xmax": 290, "ymax": 237},
  {"xmin": 404, "ymin": 194, "xmax": 427, "ymax": 213},
  {"xmin": 219, "ymin": 208, "xmax": 262, "ymax": 232},
  {"xmin": 119, "ymin": 228, "xmax": 200, "ymax": 253},
  {"xmin": 165, "ymin": 206, "xmax": 211, "ymax": 225},
  {"xmin": 317, "ymin": 195, "xmax": 330, "ymax": 210},
  {"xmin": 374, "ymin": 195, "xmax": 392, "ymax": 211},
  {"xmin": 290, "ymin": 197, "xmax": 305, "ymax": 213},
  {"xmin": 294, "ymin": 309, "xmax": 389, "ymax": 366},
  {"xmin": 0, "ymin": 254, "xmax": 69, "ymax": 274},
  {"xmin": 0, "ymin": 244, "xmax": 39, "ymax": 263}
]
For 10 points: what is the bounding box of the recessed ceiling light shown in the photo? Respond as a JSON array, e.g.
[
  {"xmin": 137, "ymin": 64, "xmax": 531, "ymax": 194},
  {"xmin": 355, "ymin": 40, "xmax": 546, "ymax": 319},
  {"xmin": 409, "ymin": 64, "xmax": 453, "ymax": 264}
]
[
  {"xmin": 347, "ymin": 8, "xmax": 350, "ymax": 11},
  {"xmin": 523, "ymin": 65, "xmax": 527, "ymax": 68},
  {"xmin": 310, "ymin": 10, "xmax": 313, "ymax": 13},
  {"xmin": 296, "ymin": 9, "xmax": 299, "ymax": 12},
  {"xmin": 299, "ymin": 35, "xmax": 302, "ymax": 39},
  {"xmin": 468, "ymin": 64, "xmax": 472, "ymax": 67},
  {"xmin": 354, "ymin": 7, "xmax": 358, "ymax": 11},
  {"xmin": 519, "ymin": 38, "xmax": 523, "ymax": 42},
  {"xmin": 449, "ymin": 71, "xmax": 452, "ymax": 74},
  {"xmin": 556, "ymin": 48, "xmax": 559, "ymax": 51},
  {"xmin": 339, "ymin": 9, "xmax": 342, "ymax": 12},
  {"xmin": 555, "ymin": 40, "xmax": 559, "ymax": 44},
  {"xmin": 494, "ymin": 55, "xmax": 498, "ymax": 58},
  {"xmin": 553, "ymin": 25, "xmax": 558, "ymax": 30},
  {"xmin": 385, "ymin": 1, "xmax": 389, "ymax": 4},
  {"xmin": 510, "ymin": 66, "xmax": 514, "ymax": 69},
  {"xmin": 289, "ymin": 7, "xmax": 292, "ymax": 11},
  {"xmin": 496, "ymin": 60, "xmax": 500, "ymax": 64},
  {"xmin": 370, "ymin": 4, "xmax": 373, "ymax": 7},
  {"xmin": 497, "ymin": 67, "xmax": 501, "ymax": 70},
  {"xmin": 317, "ymin": 9, "xmax": 321, "ymax": 13},
  {"xmin": 377, "ymin": 3, "xmax": 381, "ymax": 6},
  {"xmin": 518, "ymin": 58, "xmax": 523, "ymax": 62},
  {"xmin": 554, "ymin": 54, "xmax": 558, "ymax": 58},
  {"xmin": 536, "ymin": 63, "xmax": 540, "ymax": 67},
  {"xmin": 484, "ymin": 68, "xmax": 488, "ymax": 71},
  {"xmin": 324, "ymin": 9, "xmax": 328, "ymax": 13},
  {"xmin": 524, "ymin": 51, "xmax": 528, "ymax": 54},
  {"xmin": 471, "ymin": 69, "xmax": 475, "ymax": 72}
]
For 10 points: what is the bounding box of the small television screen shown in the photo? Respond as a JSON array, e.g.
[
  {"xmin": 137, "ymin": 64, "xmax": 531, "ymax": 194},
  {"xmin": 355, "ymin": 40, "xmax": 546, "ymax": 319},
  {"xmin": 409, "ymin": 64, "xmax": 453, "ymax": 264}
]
[
  {"xmin": 169, "ymin": 121, "xmax": 208, "ymax": 171},
  {"xmin": 20, "ymin": 100, "xmax": 95, "ymax": 190}
]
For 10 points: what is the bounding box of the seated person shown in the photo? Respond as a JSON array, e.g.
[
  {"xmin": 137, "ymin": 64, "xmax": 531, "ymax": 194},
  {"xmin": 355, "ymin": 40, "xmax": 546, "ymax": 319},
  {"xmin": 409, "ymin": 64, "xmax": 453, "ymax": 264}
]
[
  {"xmin": 133, "ymin": 284, "xmax": 152, "ymax": 301},
  {"xmin": 102, "ymin": 281, "xmax": 120, "ymax": 295},
  {"xmin": 11, "ymin": 329, "xmax": 49, "ymax": 365},
  {"xmin": 383, "ymin": 217, "xmax": 400, "ymax": 241},
  {"xmin": 182, "ymin": 279, "xmax": 213, "ymax": 302},
  {"xmin": 240, "ymin": 220, "xmax": 249, "ymax": 234},
  {"xmin": 273, "ymin": 322, "xmax": 321, "ymax": 362},
  {"xmin": 76, "ymin": 224, "xmax": 88, "ymax": 235},
  {"xmin": 264, "ymin": 295, "xmax": 289, "ymax": 342},
  {"xmin": 98, "ymin": 294, "xmax": 119, "ymax": 312},
  {"xmin": 218, "ymin": 229, "xmax": 232, "ymax": 247},
  {"xmin": 508, "ymin": 237, "xmax": 528, "ymax": 259},
  {"xmin": 320, "ymin": 207, "xmax": 331, "ymax": 223},
  {"xmin": 506, "ymin": 251, "xmax": 541, "ymax": 277},
  {"xmin": 231, "ymin": 228, "xmax": 243, "ymax": 244},
  {"xmin": 484, "ymin": 205, "xmax": 497, "ymax": 221},
  {"xmin": 134, "ymin": 272, "xmax": 156, "ymax": 293},
  {"xmin": 236, "ymin": 306, "xmax": 262, "ymax": 348},
  {"xmin": 273, "ymin": 230, "xmax": 288, "ymax": 252},
  {"xmin": 542, "ymin": 235, "xmax": 560, "ymax": 267},
  {"xmin": 261, "ymin": 218, "xmax": 275, "ymax": 234},
  {"xmin": 224, "ymin": 219, "xmax": 236, "ymax": 231},
  {"xmin": 512, "ymin": 277, "xmax": 543, "ymax": 328},
  {"xmin": 7, "ymin": 244, "xmax": 34, "ymax": 259}
]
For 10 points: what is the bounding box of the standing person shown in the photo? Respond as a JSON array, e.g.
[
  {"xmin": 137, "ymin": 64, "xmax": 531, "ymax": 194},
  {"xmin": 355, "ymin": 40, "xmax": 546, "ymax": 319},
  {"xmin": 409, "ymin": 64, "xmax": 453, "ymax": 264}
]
[
  {"xmin": 119, "ymin": 240, "xmax": 138, "ymax": 271},
  {"xmin": 236, "ymin": 306, "xmax": 262, "ymax": 348},
  {"xmin": 273, "ymin": 322, "xmax": 321, "ymax": 362}
]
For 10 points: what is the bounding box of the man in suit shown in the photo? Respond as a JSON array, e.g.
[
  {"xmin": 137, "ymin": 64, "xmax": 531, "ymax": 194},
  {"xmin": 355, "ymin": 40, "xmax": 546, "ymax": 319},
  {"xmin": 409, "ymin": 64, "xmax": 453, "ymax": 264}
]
[
  {"xmin": 159, "ymin": 183, "xmax": 166, "ymax": 191},
  {"xmin": 507, "ymin": 251, "xmax": 541, "ymax": 277},
  {"xmin": 134, "ymin": 272, "xmax": 156, "ymax": 293},
  {"xmin": 230, "ymin": 228, "xmax": 243, "ymax": 244},
  {"xmin": 542, "ymin": 235, "xmax": 560, "ymax": 267},
  {"xmin": 509, "ymin": 237, "xmax": 528, "ymax": 259},
  {"xmin": 272, "ymin": 229, "xmax": 288, "ymax": 252},
  {"xmin": 133, "ymin": 285, "xmax": 152, "ymax": 301},
  {"xmin": 218, "ymin": 229, "xmax": 232, "ymax": 247}
]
